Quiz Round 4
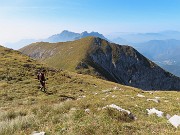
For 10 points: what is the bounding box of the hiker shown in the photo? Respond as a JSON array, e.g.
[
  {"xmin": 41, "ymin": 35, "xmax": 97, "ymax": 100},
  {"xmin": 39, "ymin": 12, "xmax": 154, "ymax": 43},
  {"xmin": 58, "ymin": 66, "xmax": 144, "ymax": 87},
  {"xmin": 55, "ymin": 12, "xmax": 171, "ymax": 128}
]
[{"xmin": 37, "ymin": 70, "xmax": 46, "ymax": 91}]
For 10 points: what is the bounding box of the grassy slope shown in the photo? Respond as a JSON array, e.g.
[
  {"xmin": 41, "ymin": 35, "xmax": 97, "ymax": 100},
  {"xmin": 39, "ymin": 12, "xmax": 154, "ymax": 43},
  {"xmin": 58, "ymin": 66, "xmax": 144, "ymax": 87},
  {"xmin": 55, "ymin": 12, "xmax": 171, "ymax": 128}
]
[
  {"xmin": 20, "ymin": 37, "xmax": 157, "ymax": 72},
  {"xmin": 20, "ymin": 37, "xmax": 167, "ymax": 82},
  {"xmin": 20, "ymin": 37, "xmax": 95, "ymax": 71},
  {"xmin": 0, "ymin": 45, "xmax": 180, "ymax": 135}
]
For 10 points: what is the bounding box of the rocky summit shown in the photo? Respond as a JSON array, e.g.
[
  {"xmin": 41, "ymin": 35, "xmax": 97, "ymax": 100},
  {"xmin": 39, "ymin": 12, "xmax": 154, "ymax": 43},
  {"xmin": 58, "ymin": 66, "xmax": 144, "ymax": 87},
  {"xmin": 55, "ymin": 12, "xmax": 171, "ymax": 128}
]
[{"xmin": 20, "ymin": 37, "xmax": 180, "ymax": 90}]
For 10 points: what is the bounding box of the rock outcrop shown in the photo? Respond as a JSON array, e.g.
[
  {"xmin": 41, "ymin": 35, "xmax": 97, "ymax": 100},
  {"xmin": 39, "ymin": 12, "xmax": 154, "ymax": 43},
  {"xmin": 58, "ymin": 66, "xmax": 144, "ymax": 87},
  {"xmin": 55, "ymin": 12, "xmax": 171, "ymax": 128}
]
[{"xmin": 84, "ymin": 38, "xmax": 180, "ymax": 90}]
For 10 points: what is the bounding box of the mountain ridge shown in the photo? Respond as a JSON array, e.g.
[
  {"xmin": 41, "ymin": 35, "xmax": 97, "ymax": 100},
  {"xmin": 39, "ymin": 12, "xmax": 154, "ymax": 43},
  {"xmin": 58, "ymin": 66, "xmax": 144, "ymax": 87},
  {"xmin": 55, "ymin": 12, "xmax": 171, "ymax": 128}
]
[{"xmin": 20, "ymin": 37, "xmax": 180, "ymax": 90}]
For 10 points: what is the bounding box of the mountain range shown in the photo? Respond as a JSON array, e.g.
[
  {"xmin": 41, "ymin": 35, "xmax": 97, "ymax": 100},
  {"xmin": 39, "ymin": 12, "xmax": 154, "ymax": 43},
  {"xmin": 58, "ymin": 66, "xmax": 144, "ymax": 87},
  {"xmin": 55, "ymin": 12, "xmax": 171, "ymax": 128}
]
[
  {"xmin": 5, "ymin": 30, "xmax": 108, "ymax": 49},
  {"xmin": 110, "ymin": 30, "xmax": 180, "ymax": 43},
  {"xmin": 20, "ymin": 37, "xmax": 180, "ymax": 90},
  {"xmin": 4, "ymin": 30, "xmax": 180, "ymax": 77}
]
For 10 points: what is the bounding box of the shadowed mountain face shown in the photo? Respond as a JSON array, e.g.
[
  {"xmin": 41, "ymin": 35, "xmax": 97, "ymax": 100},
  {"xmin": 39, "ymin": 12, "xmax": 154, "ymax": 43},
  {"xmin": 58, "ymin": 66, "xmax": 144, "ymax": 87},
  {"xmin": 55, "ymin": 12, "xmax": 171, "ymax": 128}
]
[
  {"xmin": 19, "ymin": 37, "xmax": 180, "ymax": 90},
  {"xmin": 112, "ymin": 37, "xmax": 180, "ymax": 77}
]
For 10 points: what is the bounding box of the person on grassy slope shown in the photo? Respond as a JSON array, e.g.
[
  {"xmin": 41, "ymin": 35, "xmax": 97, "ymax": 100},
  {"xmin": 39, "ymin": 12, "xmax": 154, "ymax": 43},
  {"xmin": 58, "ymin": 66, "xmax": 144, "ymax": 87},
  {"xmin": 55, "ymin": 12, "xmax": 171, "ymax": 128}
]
[{"xmin": 37, "ymin": 70, "xmax": 46, "ymax": 91}]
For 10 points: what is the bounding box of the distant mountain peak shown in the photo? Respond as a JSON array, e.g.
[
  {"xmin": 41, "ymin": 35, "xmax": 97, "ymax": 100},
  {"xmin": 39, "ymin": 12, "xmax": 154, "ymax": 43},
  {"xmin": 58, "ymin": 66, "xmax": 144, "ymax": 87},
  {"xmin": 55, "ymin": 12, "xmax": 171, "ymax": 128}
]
[
  {"xmin": 60, "ymin": 30, "xmax": 79, "ymax": 35},
  {"xmin": 61, "ymin": 30, "xmax": 70, "ymax": 33},
  {"xmin": 81, "ymin": 31, "xmax": 88, "ymax": 34},
  {"xmin": 44, "ymin": 30, "xmax": 108, "ymax": 43}
]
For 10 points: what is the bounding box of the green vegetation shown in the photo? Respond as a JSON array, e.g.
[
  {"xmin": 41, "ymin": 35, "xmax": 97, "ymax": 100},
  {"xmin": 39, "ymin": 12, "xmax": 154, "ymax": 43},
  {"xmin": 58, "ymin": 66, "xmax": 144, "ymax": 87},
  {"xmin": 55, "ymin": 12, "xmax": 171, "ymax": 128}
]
[
  {"xmin": 0, "ymin": 45, "xmax": 180, "ymax": 134},
  {"xmin": 20, "ymin": 37, "xmax": 95, "ymax": 71},
  {"xmin": 19, "ymin": 37, "xmax": 127, "ymax": 77}
]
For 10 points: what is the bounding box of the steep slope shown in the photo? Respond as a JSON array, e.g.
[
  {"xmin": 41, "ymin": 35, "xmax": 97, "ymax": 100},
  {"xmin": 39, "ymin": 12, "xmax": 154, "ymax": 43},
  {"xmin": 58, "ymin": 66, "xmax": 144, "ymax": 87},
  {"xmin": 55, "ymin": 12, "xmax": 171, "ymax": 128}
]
[
  {"xmin": 1, "ymin": 45, "xmax": 180, "ymax": 135},
  {"xmin": 20, "ymin": 37, "xmax": 94, "ymax": 71},
  {"xmin": 162, "ymin": 65, "xmax": 180, "ymax": 77},
  {"xmin": 20, "ymin": 37, "xmax": 180, "ymax": 90}
]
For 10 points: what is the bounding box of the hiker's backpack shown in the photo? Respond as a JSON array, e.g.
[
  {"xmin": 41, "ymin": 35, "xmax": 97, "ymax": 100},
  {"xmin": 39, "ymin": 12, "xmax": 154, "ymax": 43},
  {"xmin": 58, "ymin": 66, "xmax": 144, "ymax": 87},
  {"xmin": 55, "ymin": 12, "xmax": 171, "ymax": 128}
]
[
  {"xmin": 41, "ymin": 73, "xmax": 45, "ymax": 81},
  {"xmin": 37, "ymin": 73, "xmax": 40, "ymax": 80},
  {"xmin": 37, "ymin": 72, "xmax": 45, "ymax": 81}
]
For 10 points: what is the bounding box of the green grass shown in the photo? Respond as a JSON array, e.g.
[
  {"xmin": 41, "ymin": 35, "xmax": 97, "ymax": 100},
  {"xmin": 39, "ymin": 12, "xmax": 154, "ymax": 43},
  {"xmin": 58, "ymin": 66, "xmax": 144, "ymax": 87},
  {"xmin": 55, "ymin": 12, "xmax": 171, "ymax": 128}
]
[
  {"xmin": 20, "ymin": 37, "xmax": 95, "ymax": 72},
  {"xmin": 0, "ymin": 45, "xmax": 180, "ymax": 135}
]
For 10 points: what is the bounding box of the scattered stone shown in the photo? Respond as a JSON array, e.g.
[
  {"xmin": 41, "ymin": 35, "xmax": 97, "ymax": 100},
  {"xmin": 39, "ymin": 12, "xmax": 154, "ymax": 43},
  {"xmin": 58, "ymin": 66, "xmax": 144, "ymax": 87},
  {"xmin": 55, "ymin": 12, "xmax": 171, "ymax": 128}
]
[
  {"xmin": 137, "ymin": 94, "xmax": 145, "ymax": 98},
  {"xmin": 102, "ymin": 98, "xmax": 106, "ymax": 100},
  {"xmin": 102, "ymin": 89, "xmax": 112, "ymax": 93},
  {"xmin": 79, "ymin": 95, "xmax": 86, "ymax": 98},
  {"xmin": 146, "ymin": 108, "xmax": 163, "ymax": 117},
  {"xmin": 168, "ymin": 115, "xmax": 180, "ymax": 128},
  {"xmin": 77, "ymin": 95, "xmax": 86, "ymax": 100},
  {"xmin": 147, "ymin": 98, "xmax": 160, "ymax": 103},
  {"xmin": 112, "ymin": 95, "xmax": 116, "ymax": 98},
  {"xmin": 113, "ymin": 87, "xmax": 119, "ymax": 90},
  {"xmin": 102, "ymin": 87, "xmax": 121, "ymax": 93},
  {"xmin": 166, "ymin": 114, "xmax": 171, "ymax": 119},
  {"xmin": 103, "ymin": 104, "xmax": 130, "ymax": 114},
  {"xmin": 61, "ymin": 127, "xmax": 66, "ymax": 131},
  {"xmin": 85, "ymin": 108, "xmax": 90, "ymax": 113},
  {"xmin": 94, "ymin": 92, "xmax": 98, "ymax": 95},
  {"xmin": 70, "ymin": 108, "xmax": 76, "ymax": 111},
  {"xmin": 103, "ymin": 104, "xmax": 137, "ymax": 120},
  {"xmin": 31, "ymin": 131, "xmax": 46, "ymax": 135},
  {"xmin": 149, "ymin": 92, "xmax": 153, "ymax": 94},
  {"xmin": 164, "ymin": 100, "xmax": 169, "ymax": 103}
]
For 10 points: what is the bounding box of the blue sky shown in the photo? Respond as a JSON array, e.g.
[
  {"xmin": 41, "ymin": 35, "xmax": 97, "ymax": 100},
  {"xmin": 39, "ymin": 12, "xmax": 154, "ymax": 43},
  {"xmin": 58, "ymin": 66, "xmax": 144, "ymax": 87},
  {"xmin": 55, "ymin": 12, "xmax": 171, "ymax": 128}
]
[{"xmin": 0, "ymin": 0, "xmax": 180, "ymax": 43}]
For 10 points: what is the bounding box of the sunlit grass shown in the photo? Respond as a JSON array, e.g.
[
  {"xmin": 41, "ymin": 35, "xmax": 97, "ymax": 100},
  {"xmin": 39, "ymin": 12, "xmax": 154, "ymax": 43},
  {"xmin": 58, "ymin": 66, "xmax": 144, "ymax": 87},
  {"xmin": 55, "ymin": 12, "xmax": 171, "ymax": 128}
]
[{"xmin": 0, "ymin": 45, "xmax": 180, "ymax": 134}]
